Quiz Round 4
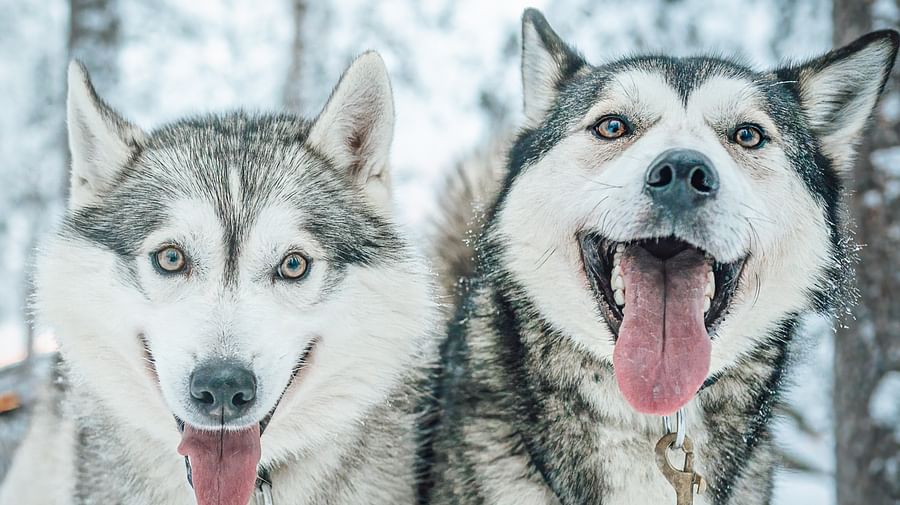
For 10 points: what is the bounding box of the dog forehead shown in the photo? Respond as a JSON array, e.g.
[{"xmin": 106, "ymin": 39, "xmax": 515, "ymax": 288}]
[
  {"xmin": 595, "ymin": 65, "xmax": 761, "ymax": 118},
  {"xmin": 65, "ymin": 113, "xmax": 383, "ymax": 259},
  {"xmin": 686, "ymin": 75, "xmax": 764, "ymax": 117},
  {"xmin": 597, "ymin": 69, "xmax": 680, "ymax": 112},
  {"xmin": 142, "ymin": 114, "xmax": 316, "ymax": 189},
  {"xmin": 145, "ymin": 197, "xmax": 328, "ymax": 269},
  {"xmin": 133, "ymin": 114, "xmax": 360, "ymax": 225}
]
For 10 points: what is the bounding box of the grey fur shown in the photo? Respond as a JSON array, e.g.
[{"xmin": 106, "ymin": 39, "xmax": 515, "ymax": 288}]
[
  {"xmin": 3, "ymin": 54, "xmax": 437, "ymax": 505},
  {"xmin": 420, "ymin": 8, "xmax": 898, "ymax": 505}
]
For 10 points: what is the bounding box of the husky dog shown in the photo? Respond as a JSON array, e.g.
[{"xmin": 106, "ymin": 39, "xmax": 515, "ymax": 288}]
[
  {"xmin": 421, "ymin": 9, "xmax": 898, "ymax": 505},
  {"xmin": 0, "ymin": 52, "xmax": 437, "ymax": 505}
]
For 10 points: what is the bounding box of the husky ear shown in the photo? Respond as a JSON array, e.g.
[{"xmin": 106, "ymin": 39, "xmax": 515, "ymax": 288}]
[
  {"xmin": 67, "ymin": 61, "xmax": 146, "ymax": 209},
  {"xmin": 521, "ymin": 8, "xmax": 586, "ymax": 125},
  {"xmin": 308, "ymin": 51, "xmax": 395, "ymax": 211},
  {"xmin": 786, "ymin": 30, "xmax": 899, "ymax": 171}
]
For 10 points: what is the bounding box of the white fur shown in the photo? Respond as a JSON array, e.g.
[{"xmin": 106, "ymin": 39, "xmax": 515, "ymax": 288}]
[
  {"xmin": 28, "ymin": 200, "xmax": 435, "ymax": 503},
  {"xmin": 798, "ymin": 36, "xmax": 897, "ymax": 170},
  {"xmin": 520, "ymin": 11, "xmax": 581, "ymax": 126},
  {"xmin": 491, "ymin": 70, "xmax": 834, "ymax": 503},
  {"xmin": 307, "ymin": 51, "xmax": 395, "ymax": 212},
  {"xmin": 11, "ymin": 56, "xmax": 437, "ymax": 505},
  {"xmin": 0, "ymin": 388, "xmax": 76, "ymax": 505},
  {"xmin": 498, "ymin": 70, "xmax": 831, "ymax": 372},
  {"xmin": 66, "ymin": 62, "xmax": 146, "ymax": 209}
]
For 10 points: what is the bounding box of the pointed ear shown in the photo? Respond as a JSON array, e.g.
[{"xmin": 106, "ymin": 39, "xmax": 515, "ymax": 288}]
[
  {"xmin": 307, "ymin": 51, "xmax": 395, "ymax": 211},
  {"xmin": 67, "ymin": 61, "xmax": 146, "ymax": 209},
  {"xmin": 784, "ymin": 30, "xmax": 899, "ymax": 171},
  {"xmin": 521, "ymin": 8, "xmax": 587, "ymax": 125}
]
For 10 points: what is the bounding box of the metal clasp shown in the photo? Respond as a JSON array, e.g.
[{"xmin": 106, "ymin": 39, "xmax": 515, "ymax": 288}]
[
  {"xmin": 662, "ymin": 408, "xmax": 686, "ymax": 449},
  {"xmin": 656, "ymin": 408, "xmax": 706, "ymax": 504}
]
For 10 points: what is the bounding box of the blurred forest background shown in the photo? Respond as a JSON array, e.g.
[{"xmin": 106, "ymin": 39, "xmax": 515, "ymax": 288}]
[{"xmin": 0, "ymin": 0, "xmax": 898, "ymax": 503}]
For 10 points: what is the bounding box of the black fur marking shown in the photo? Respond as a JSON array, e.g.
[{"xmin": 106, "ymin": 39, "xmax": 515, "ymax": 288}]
[
  {"xmin": 702, "ymin": 317, "xmax": 796, "ymax": 504},
  {"xmin": 64, "ymin": 112, "xmax": 406, "ymax": 285},
  {"xmin": 423, "ymin": 22, "xmax": 892, "ymax": 504}
]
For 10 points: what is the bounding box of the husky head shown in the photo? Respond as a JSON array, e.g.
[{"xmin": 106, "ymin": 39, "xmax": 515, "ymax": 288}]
[
  {"xmin": 35, "ymin": 53, "xmax": 434, "ymax": 505},
  {"xmin": 491, "ymin": 9, "xmax": 898, "ymax": 416}
]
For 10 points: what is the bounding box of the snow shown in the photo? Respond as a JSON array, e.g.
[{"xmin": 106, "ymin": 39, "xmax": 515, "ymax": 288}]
[
  {"xmin": 882, "ymin": 93, "xmax": 900, "ymax": 123},
  {"xmin": 773, "ymin": 471, "xmax": 835, "ymax": 505},
  {"xmin": 873, "ymin": 0, "xmax": 900, "ymax": 27},
  {"xmin": 0, "ymin": 0, "xmax": 843, "ymax": 500},
  {"xmin": 871, "ymin": 146, "xmax": 900, "ymax": 177},
  {"xmin": 869, "ymin": 371, "xmax": 900, "ymax": 441}
]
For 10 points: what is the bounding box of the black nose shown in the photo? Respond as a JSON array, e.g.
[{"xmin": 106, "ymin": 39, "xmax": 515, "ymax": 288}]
[
  {"xmin": 645, "ymin": 148, "xmax": 719, "ymax": 211},
  {"xmin": 189, "ymin": 361, "xmax": 257, "ymax": 422}
]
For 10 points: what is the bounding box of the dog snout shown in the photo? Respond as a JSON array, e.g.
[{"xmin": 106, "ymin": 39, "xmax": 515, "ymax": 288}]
[
  {"xmin": 645, "ymin": 148, "xmax": 719, "ymax": 211},
  {"xmin": 189, "ymin": 361, "xmax": 257, "ymax": 422}
]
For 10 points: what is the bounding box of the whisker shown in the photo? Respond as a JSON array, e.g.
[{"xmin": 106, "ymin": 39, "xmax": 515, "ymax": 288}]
[{"xmin": 534, "ymin": 246, "xmax": 559, "ymax": 271}]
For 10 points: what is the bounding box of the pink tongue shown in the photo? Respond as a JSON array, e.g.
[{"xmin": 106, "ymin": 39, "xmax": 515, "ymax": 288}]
[
  {"xmin": 177, "ymin": 425, "xmax": 261, "ymax": 505},
  {"xmin": 612, "ymin": 247, "xmax": 712, "ymax": 415}
]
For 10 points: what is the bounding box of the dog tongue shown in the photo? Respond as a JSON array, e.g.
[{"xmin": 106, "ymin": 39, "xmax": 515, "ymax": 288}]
[
  {"xmin": 612, "ymin": 247, "xmax": 711, "ymax": 415},
  {"xmin": 177, "ymin": 425, "xmax": 261, "ymax": 505}
]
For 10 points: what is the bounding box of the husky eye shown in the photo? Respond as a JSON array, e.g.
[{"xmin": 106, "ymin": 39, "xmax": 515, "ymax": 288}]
[
  {"xmin": 732, "ymin": 124, "xmax": 766, "ymax": 148},
  {"xmin": 591, "ymin": 115, "xmax": 631, "ymax": 140},
  {"xmin": 153, "ymin": 246, "xmax": 187, "ymax": 274},
  {"xmin": 277, "ymin": 253, "xmax": 310, "ymax": 281}
]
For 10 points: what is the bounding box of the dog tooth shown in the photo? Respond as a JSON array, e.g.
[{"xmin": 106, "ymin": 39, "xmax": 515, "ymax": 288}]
[
  {"xmin": 705, "ymin": 279, "xmax": 715, "ymax": 297},
  {"xmin": 615, "ymin": 243, "xmax": 625, "ymax": 253},
  {"xmin": 703, "ymin": 296, "xmax": 711, "ymax": 313},
  {"xmin": 614, "ymin": 289, "xmax": 625, "ymax": 306},
  {"xmin": 613, "ymin": 274, "xmax": 624, "ymax": 290},
  {"xmin": 613, "ymin": 252, "xmax": 622, "ymax": 267},
  {"xmin": 612, "ymin": 265, "xmax": 622, "ymax": 280}
]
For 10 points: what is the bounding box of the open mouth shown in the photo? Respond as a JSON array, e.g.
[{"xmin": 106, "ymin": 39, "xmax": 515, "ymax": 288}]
[
  {"xmin": 140, "ymin": 335, "xmax": 316, "ymax": 505},
  {"xmin": 579, "ymin": 233, "xmax": 746, "ymax": 415},
  {"xmin": 174, "ymin": 339, "xmax": 317, "ymax": 505}
]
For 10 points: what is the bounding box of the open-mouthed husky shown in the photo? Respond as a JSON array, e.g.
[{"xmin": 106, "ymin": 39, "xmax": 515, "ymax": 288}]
[
  {"xmin": 421, "ymin": 8, "xmax": 898, "ymax": 505},
  {"xmin": 0, "ymin": 52, "xmax": 437, "ymax": 505}
]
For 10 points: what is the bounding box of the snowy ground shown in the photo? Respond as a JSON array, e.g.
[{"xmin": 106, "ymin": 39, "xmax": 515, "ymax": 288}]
[{"xmin": 0, "ymin": 0, "xmax": 838, "ymax": 501}]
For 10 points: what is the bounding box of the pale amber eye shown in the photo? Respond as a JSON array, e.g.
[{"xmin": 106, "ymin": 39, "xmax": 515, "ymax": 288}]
[
  {"xmin": 592, "ymin": 116, "xmax": 631, "ymax": 139},
  {"xmin": 278, "ymin": 253, "xmax": 310, "ymax": 280},
  {"xmin": 154, "ymin": 246, "xmax": 187, "ymax": 273},
  {"xmin": 733, "ymin": 125, "xmax": 766, "ymax": 148}
]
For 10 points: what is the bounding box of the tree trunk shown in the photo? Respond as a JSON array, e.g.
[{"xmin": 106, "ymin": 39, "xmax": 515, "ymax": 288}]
[
  {"xmin": 283, "ymin": 0, "xmax": 307, "ymax": 112},
  {"xmin": 69, "ymin": 0, "xmax": 121, "ymax": 88},
  {"xmin": 66, "ymin": 0, "xmax": 121, "ymax": 208},
  {"xmin": 833, "ymin": 1, "xmax": 900, "ymax": 504},
  {"xmin": 18, "ymin": 0, "xmax": 122, "ymax": 360}
]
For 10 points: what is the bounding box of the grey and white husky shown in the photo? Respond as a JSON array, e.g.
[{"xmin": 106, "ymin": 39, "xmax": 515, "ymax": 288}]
[
  {"xmin": 421, "ymin": 9, "xmax": 898, "ymax": 505},
  {"xmin": 0, "ymin": 52, "xmax": 437, "ymax": 505}
]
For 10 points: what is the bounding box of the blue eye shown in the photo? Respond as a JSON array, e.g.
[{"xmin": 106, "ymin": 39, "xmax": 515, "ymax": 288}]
[
  {"xmin": 152, "ymin": 246, "xmax": 187, "ymax": 274},
  {"xmin": 277, "ymin": 253, "xmax": 310, "ymax": 281},
  {"xmin": 591, "ymin": 115, "xmax": 632, "ymax": 140},
  {"xmin": 733, "ymin": 124, "xmax": 766, "ymax": 148}
]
